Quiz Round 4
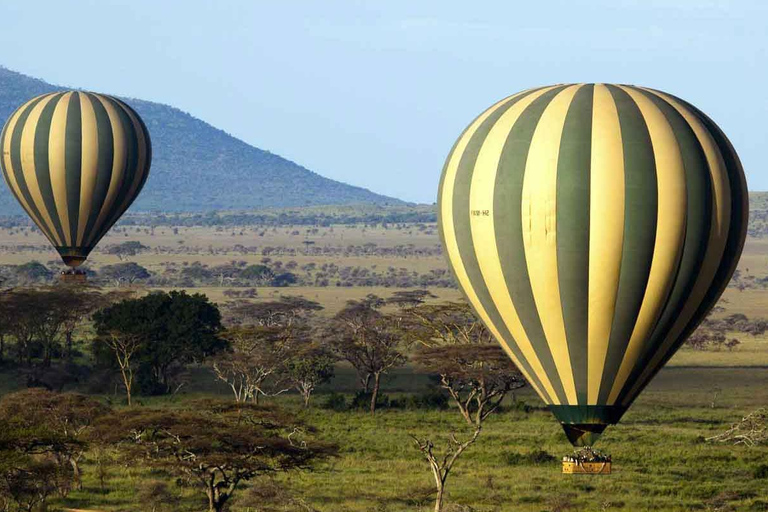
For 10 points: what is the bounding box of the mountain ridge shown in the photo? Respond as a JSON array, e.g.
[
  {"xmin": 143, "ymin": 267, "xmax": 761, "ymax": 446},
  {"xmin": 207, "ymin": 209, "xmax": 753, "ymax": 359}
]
[{"xmin": 0, "ymin": 67, "xmax": 402, "ymax": 215}]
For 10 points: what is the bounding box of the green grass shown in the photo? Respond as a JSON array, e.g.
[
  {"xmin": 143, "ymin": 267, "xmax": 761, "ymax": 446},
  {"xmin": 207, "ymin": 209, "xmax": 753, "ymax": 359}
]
[{"xmin": 5, "ymin": 366, "xmax": 756, "ymax": 512}]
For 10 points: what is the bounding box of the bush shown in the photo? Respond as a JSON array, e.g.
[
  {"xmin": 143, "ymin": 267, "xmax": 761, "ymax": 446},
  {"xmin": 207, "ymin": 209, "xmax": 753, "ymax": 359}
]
[
  {"xmin": 754, "ymin": 464, "xmax": 768, "ymax": 480},
  {"xmin": 504, "ymin": 399, "xmax": 533, "ymax": 414},
  {"xmin": 321, "ymin": 392, "xmax": 348, "ymax": 411},
  {"xmin": 350, "ymin": 390, "xmax": 389, "ymax": 410},
  {"xmin": 503, "ymin": 449, "xmax": 558, "ymax": 466},
  {"xmin": 390, "ymin": 391, "xmax": 449, "ymax": 410}
]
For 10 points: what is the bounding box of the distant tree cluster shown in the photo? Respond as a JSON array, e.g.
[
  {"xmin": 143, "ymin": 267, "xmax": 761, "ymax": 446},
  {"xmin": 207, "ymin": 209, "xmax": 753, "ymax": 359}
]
[
  {"xmin": 686, "ymin": 313, "xmax": 768, "ymax": 351},
  {"xmin": 0, "ymin": 287, "xmax": 123, "ymax": 372},
  {"xmin": 113, "ymin": 206, "xmax": 437, "ymax": 227}
]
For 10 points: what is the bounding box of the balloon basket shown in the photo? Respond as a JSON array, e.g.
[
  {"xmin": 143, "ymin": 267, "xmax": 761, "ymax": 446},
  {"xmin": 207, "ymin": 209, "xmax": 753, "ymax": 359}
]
[
  {"xmin": 562, "ymin": 447, "xmax": 611, "ymax": 475},
  {"xmin": 59, "ymin": 269, "xmax": 87, "ymax": 284},
  {"xmin": 562, "ymin": 460, "xmax": 611, "ymax": 474}
]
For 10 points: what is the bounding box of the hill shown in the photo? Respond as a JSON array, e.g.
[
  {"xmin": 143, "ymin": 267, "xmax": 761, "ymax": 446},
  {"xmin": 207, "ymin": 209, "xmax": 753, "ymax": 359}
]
[{"xmin": 0, "ymin": 67, "xmax": 401, "ymax": 215}]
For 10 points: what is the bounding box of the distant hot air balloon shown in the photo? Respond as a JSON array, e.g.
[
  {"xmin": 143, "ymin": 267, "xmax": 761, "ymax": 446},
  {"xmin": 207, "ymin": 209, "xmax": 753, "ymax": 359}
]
[
  {"xmin": 1, "ymin": 91, "xmax": 151, "ymax": 269},
  {"xmin": 438, "ymin": 84, "xmax": 747, "ymax": 447}
]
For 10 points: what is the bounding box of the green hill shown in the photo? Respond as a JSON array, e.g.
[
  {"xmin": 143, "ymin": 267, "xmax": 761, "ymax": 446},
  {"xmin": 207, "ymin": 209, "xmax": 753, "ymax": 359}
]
[{"xmin": 0, "ymin": 67, "xmax": 402, "ymax": 215}]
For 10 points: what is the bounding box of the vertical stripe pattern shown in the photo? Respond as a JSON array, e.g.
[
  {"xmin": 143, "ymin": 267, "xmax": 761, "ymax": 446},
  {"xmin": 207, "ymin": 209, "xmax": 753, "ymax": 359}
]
[
  {"xmin": 0, "ymin": 91, "xmax": 152, "ymax": 267},
  {"xmin": 438, "ymin": 83, "xmax": 747, "ymax": 445}
]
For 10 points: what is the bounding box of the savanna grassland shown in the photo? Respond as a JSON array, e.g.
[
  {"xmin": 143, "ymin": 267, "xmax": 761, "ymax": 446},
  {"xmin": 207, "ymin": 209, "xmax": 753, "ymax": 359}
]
[{"xmin": 1, "ymin": 201, "xmax": 768, "ymax": 512}]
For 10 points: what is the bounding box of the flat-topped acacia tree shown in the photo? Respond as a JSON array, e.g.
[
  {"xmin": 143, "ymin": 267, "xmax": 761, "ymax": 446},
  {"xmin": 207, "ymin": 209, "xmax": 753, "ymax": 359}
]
[
  {"xmin": 327, "ymin": 294, "xmax": 408, "ymax": 415},
  {"xmin": 92, "ymin": 401, "xmax": 337, "ymax": 512}
]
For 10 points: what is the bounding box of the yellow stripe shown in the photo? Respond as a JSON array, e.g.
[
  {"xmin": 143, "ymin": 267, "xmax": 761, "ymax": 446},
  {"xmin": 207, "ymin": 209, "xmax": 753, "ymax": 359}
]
[
  {"xmin": 620, "ymin": 88, "xmax": 732, "ymax": 404},
  {"xmin": 469, "ymin": 86, "xmax": 561, "ymax": 404},
  {"xmin": 587, "ymin": 85, "xmax": 625, "ymax": 404},
  {"xmin": 111, "ymin": 100, "xmax": 148, "ymax": 218},
  {"xmin": 520, "ymin": 85, "xmax": 581, "ymax": 405},
  {"xmin": 77, "ymin": 92, "xmax": 99, "ymax": 246},
  {"xmin": 441, "ymin": 89, "xmax": 550, "ymax": 403},
  {"xmin": 1, "ymin": 102, "xmax": 30, "ymax": 211},
  {"xmin": 49, "ymin": 92, "xmax": 74, "ymax": 246},
  {"xmin": 19, "ymin": 93, "xmax": 62, "ymax": 246},
  {"xmin": 607, "ymin": 86, "xmax": 688, "ymax": 403},
  {"xmin": 86, "ymin": 95, "xmax": 127, "ymax": 246}
]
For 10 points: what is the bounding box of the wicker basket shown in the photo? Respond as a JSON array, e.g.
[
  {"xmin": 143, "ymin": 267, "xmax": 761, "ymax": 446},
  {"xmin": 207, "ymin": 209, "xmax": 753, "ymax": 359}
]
[
  {"xmin": 562, "ymin": 461, "xmax": 611, "ymax": 474},
  {"xmin": 59, "ymin": 273, "xmax": 87, "ymax": 283}
]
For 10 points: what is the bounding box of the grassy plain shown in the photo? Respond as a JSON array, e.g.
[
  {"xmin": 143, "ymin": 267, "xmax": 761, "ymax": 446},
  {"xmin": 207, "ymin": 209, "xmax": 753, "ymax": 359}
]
[
  {"xmin": 1, "ymin": 214, "xmax": 768, "ymax": 511},
  {"xmin": 41, "ymin": 367, "xmax": 768, "ymax": 512}
]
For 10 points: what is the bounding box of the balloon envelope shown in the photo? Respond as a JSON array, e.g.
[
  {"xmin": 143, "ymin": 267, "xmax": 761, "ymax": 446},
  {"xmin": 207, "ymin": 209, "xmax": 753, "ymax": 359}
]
[
  {"xmin": 1, "ymin": 91, "xmax": 151, "ymax": 267},
  {"xmin": 438, "ymin": 84, "xmax": 747, "ymax": 446}
]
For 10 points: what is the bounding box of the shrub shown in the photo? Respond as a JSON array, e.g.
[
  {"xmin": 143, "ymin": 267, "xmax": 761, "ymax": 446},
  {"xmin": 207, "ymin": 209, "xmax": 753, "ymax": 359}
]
[
  {"xmin": 350, "ymin": 390, "xmax": 389, "ymax": 410},
  {"xmin": 754, "ymin": 464, "xmax": 768, "ymax": 480},
  {"xmin": 390, "ymin": 391, "xmax": 449, "ymax": 410},
  {"xmin": 321, "ymin": 392, "xmax": 348, "ymax": 411},
  {"xmin": 503, "ymin": 449, "xmax": 558, "ymax": 466}
]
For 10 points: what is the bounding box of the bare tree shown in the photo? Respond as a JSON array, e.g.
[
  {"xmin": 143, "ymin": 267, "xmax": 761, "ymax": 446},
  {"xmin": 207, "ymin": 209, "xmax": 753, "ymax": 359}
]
[
  {"xmin": 328, "ymin": 295, "xmax": 408, "ymax": 414},
  {"xmin": 96, "ymin": 331, "xmax": 142, "ymax": 406},
  {"xmin": 408, "ymin": 301, "xmax": 526, "ymax": 512},
  {"xmin": 285, "ymin": 342, "xmax": 335, "ymax": 407},
  {"xmin": 212, "ymin": 327, "xmax": 291, "ymax": 404},
  {"xmin": 706, "ymin": 408, "xmax": 768, "ymax": 447},
  {"xmin": 214, "ymin": 297, "xmax": 323, "ymax": 404}
]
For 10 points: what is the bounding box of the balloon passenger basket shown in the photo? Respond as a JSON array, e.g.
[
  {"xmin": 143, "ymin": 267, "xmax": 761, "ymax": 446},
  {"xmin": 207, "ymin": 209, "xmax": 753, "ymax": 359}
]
[
  {"xmin": 562, "ymin": 447, "xmax": 611, "ymax": 475},
  {"xmin": 59, "ymin": 270, "xmax": 87, "ymax": 283},
  {"xmin": 562, "ymin": 461, "xmax": 611, "ymax": 474}
]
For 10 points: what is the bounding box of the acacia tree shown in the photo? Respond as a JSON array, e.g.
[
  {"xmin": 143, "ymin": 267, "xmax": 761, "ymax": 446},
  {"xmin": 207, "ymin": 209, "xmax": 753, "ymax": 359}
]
[
  {"xmin": 0, "ymin": 390, "xmax": 97, "ymax": 510},
  {"xmin": 99, "ymin": 262, "xmax": 151, "ymax": 287},
  {"xmin": 213, "ymin": 297, "xmax": 323, "ymax": 404},
  {"xmin": 0, "ymin": 389, "xmax": 109, "ymax": 491},
  {"xmin": 92, "ymin": 402, "xmax": 337, "ymax": 512},
  {"xmin": 328, "ymin": 295, "xmax": 408, "ymax": 414},
  {"xmin": 285, "ymin": 343, "xmax": 335, "ymax": 407},
  {"xmin": 408, "ymin": 302, "xmax": 526, "ymax": 512},
  {"xmin": 213, "ymin": 326, "xmax": 293, "ymax": 404}
]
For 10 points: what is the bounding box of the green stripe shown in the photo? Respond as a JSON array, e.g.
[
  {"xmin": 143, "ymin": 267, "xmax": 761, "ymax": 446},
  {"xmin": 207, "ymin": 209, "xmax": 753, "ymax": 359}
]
[
  {"xmin": 96, "ymin": 97, "xmax": 140, "ymax": 239},
  {"xmin": 33, "ymin": 93, "xmax": 68, "ymax": 245},
  {"xmin": 9, "ymin": 96, "xmax": 59, "ymax": 243},
  {"xmin": 494, "ymin": 86, "xmax": 570, "ymax": 405},
  {"xmin": 121, "ymin": 99, "xmax": 152, "ymax": 196},
  {"xmin": 556, "ymin": 84, "xmax": 593, "ymax": 404},
  {"xmin": 615, "ymin": 88, "xmax": 713, "ymax": 405},
  {"xmin": 0, "ymin": 107, "xmax": 26, "ymax": 211},
  {"xmin": 450, "ymin": 88, "xmax": 553, "ymax": 402},
  {"xmin": 596, "ymin": 85, "xmax": 658, "ymax": 404},
  {"xmin": 80, "ymin": 93, "xmax": 115, "ymax": 246},
  {"xmin": 622, "ymin": 96, "xmax": 748, "ymax": 405},
  {"xmin": 64, "ymin": 93, "xmax": 82, "ymax": 245}
]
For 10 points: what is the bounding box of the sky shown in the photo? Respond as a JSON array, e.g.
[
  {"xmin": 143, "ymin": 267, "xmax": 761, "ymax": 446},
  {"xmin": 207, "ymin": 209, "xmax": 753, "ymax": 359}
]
[{"xmin": 0, "ymin": 0, "xmax": 765, "ymax": 203}]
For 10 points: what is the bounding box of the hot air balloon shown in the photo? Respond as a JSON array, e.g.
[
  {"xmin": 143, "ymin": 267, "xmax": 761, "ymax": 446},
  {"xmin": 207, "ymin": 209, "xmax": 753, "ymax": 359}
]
[
  {"xmin": 0, "ymin": 91, "xmax": 151, "ymax": 274},
  {"xmin": 438, "ymin": 84, "xmax": 747, "ymax": 447}
]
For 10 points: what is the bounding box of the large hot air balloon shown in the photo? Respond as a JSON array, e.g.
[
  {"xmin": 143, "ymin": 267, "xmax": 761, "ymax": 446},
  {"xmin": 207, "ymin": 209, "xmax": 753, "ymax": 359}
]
[
  {"xmin": 1, "ymin": 91, "xmax": 151, "ymax": 269},
  {"xmin": 438, "ymin": 84, "xmax": 747, "ymax": 447}
]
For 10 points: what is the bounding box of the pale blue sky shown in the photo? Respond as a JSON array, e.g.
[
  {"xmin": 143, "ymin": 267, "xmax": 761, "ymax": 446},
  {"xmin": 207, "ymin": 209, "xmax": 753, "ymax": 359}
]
[{"xmin": 0, "ymin": 1, "xmax": 765, "ymax": 203}]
